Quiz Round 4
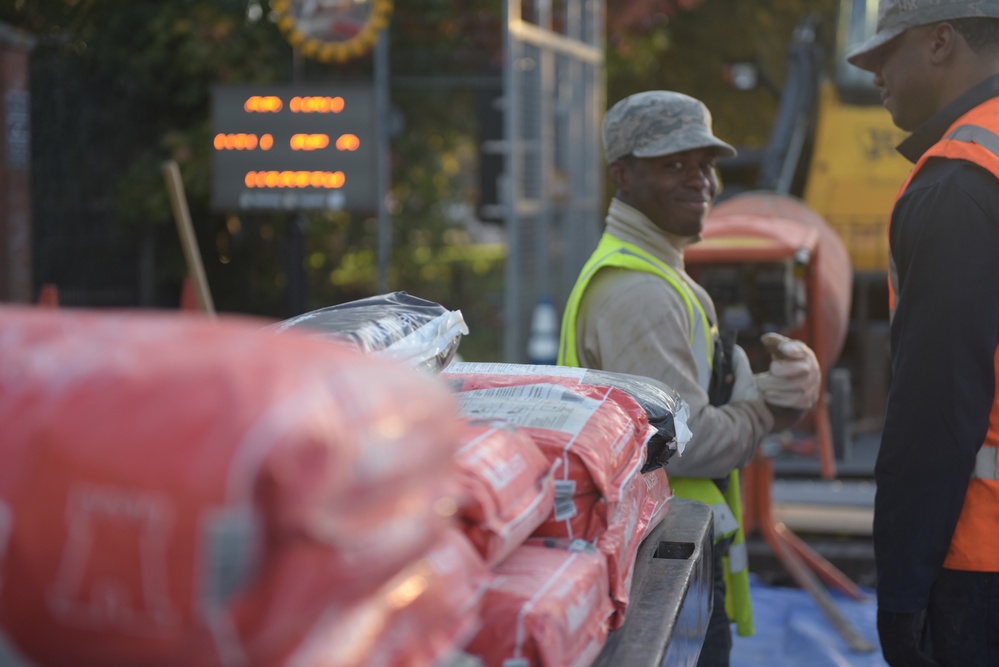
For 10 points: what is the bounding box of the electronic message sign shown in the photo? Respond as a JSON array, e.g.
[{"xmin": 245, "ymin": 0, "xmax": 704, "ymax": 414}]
[{"xmin": 211, "ymin": 83, "xmax": 376, "ymax": 212}]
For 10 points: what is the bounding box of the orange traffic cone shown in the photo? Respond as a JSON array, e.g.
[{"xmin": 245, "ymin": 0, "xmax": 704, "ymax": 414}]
[
  {"xmin": 179, "ymin": 277, "xmax": 199, "ymax": 312},
  {"xmin": 37, "ymin": 284, "xmax": 59, "ymax": 307}
]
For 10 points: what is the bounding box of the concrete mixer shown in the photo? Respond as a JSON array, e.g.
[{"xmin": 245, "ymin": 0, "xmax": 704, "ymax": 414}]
[{"xmin": 684, "ymin": 191, "xmax": 853, "ymax": 479}]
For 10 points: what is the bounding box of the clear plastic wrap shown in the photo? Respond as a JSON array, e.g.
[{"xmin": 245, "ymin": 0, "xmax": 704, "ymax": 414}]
[{"xmin": 270, "ymin": 291, "xmax": 469, "ymax": 374}]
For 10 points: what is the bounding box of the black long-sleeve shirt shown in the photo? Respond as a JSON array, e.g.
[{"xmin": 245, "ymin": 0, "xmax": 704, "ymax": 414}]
[{"xmin": 875, "ymin": 74, "xmax": 999, "ymax": 612}]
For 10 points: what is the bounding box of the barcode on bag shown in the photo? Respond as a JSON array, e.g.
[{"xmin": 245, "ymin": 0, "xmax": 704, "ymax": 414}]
[
  {"xmin": 554, "ymin": 496, "xmax": 577, "ymax": 521},
  {"xmin": 554, "ymin": 479, "xmax": 577, "ymax": 498}
]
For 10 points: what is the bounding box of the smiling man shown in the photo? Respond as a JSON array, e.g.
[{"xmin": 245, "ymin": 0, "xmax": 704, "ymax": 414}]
[
  {"xmin": 558, "ymin": 91, "xmax": 822, "ymax": 667},
  {"xmin": 846, "ymin": 2, "xmax": 999, "ymax": 666}
]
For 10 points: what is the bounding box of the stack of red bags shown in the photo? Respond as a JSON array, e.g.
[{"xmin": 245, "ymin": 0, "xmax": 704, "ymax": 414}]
[{"xmin": 441, "ymin": 365, "xmax": 679, "ymax": 665}]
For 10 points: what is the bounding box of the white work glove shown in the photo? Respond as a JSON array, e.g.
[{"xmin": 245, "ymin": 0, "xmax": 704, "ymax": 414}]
[
  {"xmin": 755, "ymin": 332, "xmax": 821, "ymax": 410},
  {"xmin": 729, "ymin": 343, "xmax": 760, "ymax": 403}
]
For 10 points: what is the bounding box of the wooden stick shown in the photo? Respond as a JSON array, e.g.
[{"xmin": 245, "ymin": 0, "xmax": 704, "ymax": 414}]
[{"xmin": 161, "ymin": 160, "xmax": 216, "ymax": 318}]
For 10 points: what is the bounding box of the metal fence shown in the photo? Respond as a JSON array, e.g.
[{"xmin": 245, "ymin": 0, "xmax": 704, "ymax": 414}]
[
  {"xmin": 28, "ymin": 43, "xmax": 153, "ymax": 307},
  {"xmin": 501, "ymin": 0, "xmax": 605, "ymax": 362}
]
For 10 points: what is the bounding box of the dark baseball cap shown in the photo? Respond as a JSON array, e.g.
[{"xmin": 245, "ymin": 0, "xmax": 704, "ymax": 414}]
[{"xmin": 847, "ymin": 0, "xmax": 999, "ymax": 71}]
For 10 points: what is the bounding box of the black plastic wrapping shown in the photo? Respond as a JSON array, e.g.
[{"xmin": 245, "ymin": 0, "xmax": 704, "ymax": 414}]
[{"xmin": 578, "ymin": 369, "xmax": 689, "ymax": 472}]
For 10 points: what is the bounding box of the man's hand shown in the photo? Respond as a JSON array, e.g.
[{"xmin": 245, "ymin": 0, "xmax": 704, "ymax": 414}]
[
  {"xmin": 877, "ymin": 610, "xmax": 940, "ymax": 666},
  {"xmin": 755, "ymin": 332, "xmax": 821, "ymax": 410},
  {"xmin": 728, "ymin": 344, "xmax": 759, "ymax": 403}
]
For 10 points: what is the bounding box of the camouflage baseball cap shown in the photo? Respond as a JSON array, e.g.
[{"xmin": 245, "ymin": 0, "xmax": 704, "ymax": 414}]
[
  {"xmin": 847, "ymin": 0, "xmax": 999, "ymax": 71},
  {"xmin": 602, "ymin": 91, "xmax": 736, "ymax": 163}
]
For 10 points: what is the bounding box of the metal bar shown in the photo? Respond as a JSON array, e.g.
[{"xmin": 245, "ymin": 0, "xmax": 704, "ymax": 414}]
[
  {"xmin": 502, "ymin": 0, "xmax": 521, "ymax": 362},
  {"xmin": 769, "ymin": 523, "xmax": 875, "ymax": 652},
  {"xmin": 778, "ymin": 523, "xmax": 868, "ymax": 600},
  {"xmin": 536, "ymin": 0, "xmax": 553, "ymax": 303},
  {"xmin": 809, "ymin": 254, "xmax": 837, "ymax": 479},
  {"xmin": 508, "ymin": 19, "xmax": 602, "ymax": 62},
  {"xmin": 375, "ymin": 29, "xmax": 391, "ymax": 294}
]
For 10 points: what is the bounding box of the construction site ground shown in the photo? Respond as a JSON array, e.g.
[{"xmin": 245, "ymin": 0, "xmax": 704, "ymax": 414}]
[{"xmin": 734, "ymin": 428, "xmax": 887, "ymax": 665}]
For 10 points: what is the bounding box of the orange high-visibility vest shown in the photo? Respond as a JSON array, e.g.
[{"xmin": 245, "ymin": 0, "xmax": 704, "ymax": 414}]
[{"xmin": 888, "ymin": 96, "xmax": 999, "ymax": 571}]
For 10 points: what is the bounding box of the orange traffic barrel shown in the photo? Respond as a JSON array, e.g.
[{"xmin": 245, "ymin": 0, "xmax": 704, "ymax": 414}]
[{"xmin": 37, "ymin": 284, "xmax": 59, "ymax": 308}]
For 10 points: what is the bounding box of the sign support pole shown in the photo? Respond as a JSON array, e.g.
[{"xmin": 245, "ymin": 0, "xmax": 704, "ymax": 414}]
[
  {"xmin": 375, "ymin": 28, "xmax": 391, "ymax": 294},
  {"xmin": 288, "ymin": 47, "xmax": 307, "ymax": 317}
]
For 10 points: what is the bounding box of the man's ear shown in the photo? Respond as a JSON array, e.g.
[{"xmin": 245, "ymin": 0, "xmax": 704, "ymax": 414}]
[
  {"xmin": 608, "ymin": 159, "xmax": 629, "ymax": 193},
  {"xmin": 929, "ymin": 21, "xmax": 959, "ymax": 65}
]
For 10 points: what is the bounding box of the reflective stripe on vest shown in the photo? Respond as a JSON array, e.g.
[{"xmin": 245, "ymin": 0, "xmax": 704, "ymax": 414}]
[
  {"xmin": 728, "ymin": 540, "xmax": 748, "ymax": 575},
  {"xmin": 973, "ymin": 442, "xmax": 999, "ymax": 481},
  {"xmin": 712, "ymin": 498, "xmax": 740, "ymax": 536},
  {"xmin": 948, "ymin": 124, "xmax": 999, "ymax": 155},
  {"xmin": 887, "ymin": 97, "xmax": 999, "ymax": 572}
]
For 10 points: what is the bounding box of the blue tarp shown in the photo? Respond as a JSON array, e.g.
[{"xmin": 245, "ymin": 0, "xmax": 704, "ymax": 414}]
[{"xmin": 731, "ymin": 575, "xmax": 889, "ymax": 667}]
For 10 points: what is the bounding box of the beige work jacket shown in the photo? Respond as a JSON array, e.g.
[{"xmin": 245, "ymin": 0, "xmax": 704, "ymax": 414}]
[{"xmin": 575, "ymin": 199, "xmax": 773, "ymax": 478}]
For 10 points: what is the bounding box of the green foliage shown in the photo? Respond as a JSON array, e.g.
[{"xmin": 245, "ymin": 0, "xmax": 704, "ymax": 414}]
[
  {"xmin": 607, "ymin": 0, "xmax": 839, "ymax": 149},
  {"xmin": 4, "ymin": 0, "xmax": 839, "ymax": 355}
]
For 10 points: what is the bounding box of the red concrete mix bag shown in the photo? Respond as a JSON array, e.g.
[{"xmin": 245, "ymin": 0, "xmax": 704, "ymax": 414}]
[
  {"xmin": 530, "ymin": 444, "xmax": 652, "ymax": 543},
  {"xmin": 453, "ymin": 419, "xmax": 557, "ymax": 568},
  {"xmin": 594, "ymin": 467, "xmax": 673, "ymax": 629},
  {"xmin": 282, "ymin": 529, "xmax": 491, "ymax": 667},
  {"xmin": 463, "ymin": 541, "xmax": 614, "ymax": 667},
  {"xmin": 636, "ymin": 466, "xmax": 673, "ymax": 543},
  {"xmin": 530, "ymin": 468, "xmax": 672, "ymax": 630},
  {"xmin": 0, "ymin": 307, "xmax": 463, "ymax": 667},
  {"xmin": 442, "ymin": 361, "xmax": 692, "ymax": 471},
  {"xmin": 531, "ymin": 490, "xmax": 609, "ymax": 543},
  {"xmin": 451, "ymin": 383, "xmax": 653, "ymax": 503}
]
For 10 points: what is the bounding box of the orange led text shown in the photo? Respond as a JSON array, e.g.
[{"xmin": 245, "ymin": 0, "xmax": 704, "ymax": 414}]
[
  {"xmin": 290, "ymin": 134, "xmax": 330, "ymax": 150},
  {"xmin": 289, "ymin": 96, "xmax": 345, "ymax": 113},
  {"xmin": 244, "ymin": 171, "xmax": 346, "ymax": 189},
  {"xmin": 336, "ymin": 134, "xmax": 360, "ymax": 151},
  {"xmin": 243, "ymin": 96, "xmax": 283, "ymax": 113},
  {"xmin": 215, "ymin": 133, "xmax": 273, "ymax": 150}
]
